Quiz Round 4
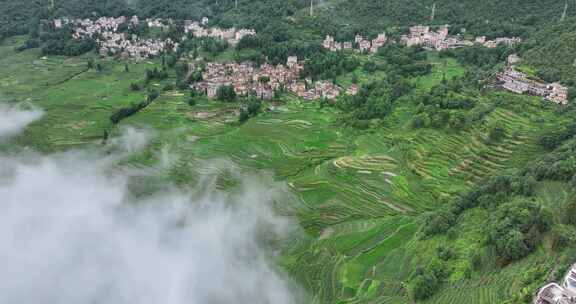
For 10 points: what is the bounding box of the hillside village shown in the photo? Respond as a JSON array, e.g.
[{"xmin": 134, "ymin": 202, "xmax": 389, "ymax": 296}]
[
  {"xmin": 183, "ymin": 20, "xmax": 255, "ymax": 47},
  {"xmin": 55, "ymin": 16, "xmax": 256, "ymax": 61},
  {"xmin": 52, "ymin": 16, "xmax": 569, "ymax": 104},
  {"xmin": 56, "ymin": 15, "xmax": 357, "ymax": 101},
  {"xmin": 322, "ymin": 33, "xmax": 388, "ymax": 53},
  {"xmin": 497, "ymin": 54, "xmax": 569, "ymax": 104},
  {"xmin": 322, "ymin": 25, "xmax": 570, "ymax": 105},
  {"xmin": 400, "ymin": 25, "xmax": 521, "ymax": 50},
  {"xmin": 323, "ymin": 24, "xmax": 521, "ymax": 53},
  {"xmin": 3, "ymin": 2, "xmax": 576, "ymax": 304},
  {"xmin": 190, "ymin": 56, "xmax": 355, "ymax": 101}
]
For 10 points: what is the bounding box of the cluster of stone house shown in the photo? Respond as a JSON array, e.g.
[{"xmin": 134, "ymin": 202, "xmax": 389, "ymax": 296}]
[
  {"xmin": 310, "ymin": 80, "xmax": 347, "ymax": 100},
  {"xmin": 534, "ymin": 264, "xmax": 576, "ymax": 304},
  {"xmin": 474, "ymin": 36, "xmax": 523, "ymax": 49},
  {"xmin": 401, "ymin": 25, "xmax": 469, "ymax": 50},
  {"xmin": 322, "ymin": 33, "xmax": 387, "ymax": 53},
  {"xmin": 100, "ymin": 34, "xmax": 177, "ymax": 60},
  {"xmin": 67, "ymin": 16, "xmax": 179, "ymax": 60},
  {"xmin": 321, "ymin": 25, "xmax": 521, "ymax": 54},
  {"xmin": 183, "ymin": 20, "xmax": 256, "ymax": 46},
  {"xmin": 497, "ymin": 54, "xmax": 569, "ymax": 105},
  {"xmin": 191, "ymin": 56, "xmax": 303, "ymax": 100},
  {"xmin": 146, "ymin": 18, "xmax": 170, "ymax": 29},
  {"xmin": 70, "ymin": 16, "xmax": 131, "ymax": 38},
  {"xmin": 400, "ymin": 25, "xmax": 521, "ymax": 51},
  {"xmin": 53, "ymin": 17, "xmax": 72, "ymax": 29},
  {"xmin": 61, "ymin": 15, "xmax": 253, "ymax": 60},
  {"xmin": 190, "ymin": 56, "xmax": 357, "ymax": 101},
  {"xmin": 293, "ymin": 79, "xmax": 347, "ymax": 101}
]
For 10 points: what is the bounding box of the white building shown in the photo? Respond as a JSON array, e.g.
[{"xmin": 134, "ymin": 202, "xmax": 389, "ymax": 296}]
[{"xmin": 534, "ymin": 264, "xmax": 576, "ymax": 304}]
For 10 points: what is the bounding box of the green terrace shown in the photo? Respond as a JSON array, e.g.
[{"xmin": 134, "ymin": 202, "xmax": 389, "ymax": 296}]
[{"xmin": 1, "ymin": 34, "xmax": 573, "ymax": 304}]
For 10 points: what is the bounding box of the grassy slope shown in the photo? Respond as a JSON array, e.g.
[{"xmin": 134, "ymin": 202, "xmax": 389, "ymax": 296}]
[
  {"xmin": 0, "ymin": 36, "xmax": 166, "ymax": 150},
  {"xmin": 1, "ymin": 36, "xmax": 572, "ymax": 303}
]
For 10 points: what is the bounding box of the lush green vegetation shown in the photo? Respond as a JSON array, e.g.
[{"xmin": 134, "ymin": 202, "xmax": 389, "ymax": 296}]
[
  {"xmin": 3, "ymin": 1, "xmax": 576, "ymax": 303},
  {"xmin": 3, "ymin": 30, "xmax": 576, "ymax": 303},
  {"xmin": 4, "ymin": 0, "xmax": 574, "ymax": 44},
  {"xmin": 522, "ymin": 17, "xmax": 576, "ymax": 88},
  {"xmin": 0, "ymin": 1, "xmax": 37, "ymax": 40}
]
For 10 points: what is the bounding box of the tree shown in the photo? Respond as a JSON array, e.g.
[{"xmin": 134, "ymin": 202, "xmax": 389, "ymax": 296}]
[
  {"xmin": 569, "ymin": 87, "xmax": 576, "ymax": 102},
  {"xmin": 412, "ymin": 274, "xmax": 436, "ymax": 300},
  {"xmin": 469, "ymin": 251, "xmax": 483, "ymax": 271},
  {"xmin": 551, "ymin": 226, "xmax": 574, "ymax": 252},
  {"xmin": 422, "ymin": 210, "xmax": 456, "ymax": 237},
  {"xmin": 412, "ymin": 113, "xmax": 430, "ymax": 129},
  {"xmin": 412, "ymin": 270, "xmax": 440, "ymax": 300},
  {"xmin": 488, "ymin": 125, "xmax": 506, "ymax": 143},
  {"xmin": 216, "ymin": 85, "xmax": 237, "ymax": 102},
  {"xmin": 239, "ymin": 97, "xmax": 262, "ymax": 123},
  {"xmin": 190, "ymin": 70, "xmax": 203, "ymax": 82},
  {"xmin": 130, "ymin": 83, "xmax": 141, "ymax": 91},
  {"xmin": 515, "ymin": 175, "xmax": 537, "ymax": 196},
  {"xmin": 145, "ymin": 68, "xmax": 168, "ymax": 83},
  {"xmin": 436, "ymin": 246, "xmax": 456, "ymax": 261},
  {"xmin": 497, "ymin": 230, "xmax": 529, "ymax": 262},
  {"xmin": 488, "ymin": 201, "xmax": 552, "ymax": 263},
  {"xmin": 190, "ymin": 88, "xmax": 200, "ymax": 98},
  {"xmin": 148, "ymin": 89, "xmax": 160, "ymax": 101},
  {"xmin": 165, "ymin": 54, "xmax": 177, "ymax": 68},
  {"xmin": 563, "ymin": 199, "xmax": 576, "ymax": 225},
  {"xmin": 163, "ymin": 83, "xmax": 174, "ymax": 91},
  {"xmin": 448, "ymin": 112, "xmax": 467, "ymax": 130},
  {"xmin": 351, "ymin": 73, "xmax": 359, "ymax": 84},
  {"xmin": 246, "ymin": 98, "xmax": 262, "ymax": 116},
  {"xmin": 239, "ymin": 110, "xmax": 250, "ymax": 122}
]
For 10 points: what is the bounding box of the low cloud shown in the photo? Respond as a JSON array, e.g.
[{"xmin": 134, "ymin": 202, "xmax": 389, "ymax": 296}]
[
  {"xmin": 108, "ymin": 125, "xmax": 153, "ymax": 154},
  {"xmin": 0, "ymin": 103, "xmax": 43, "ymax": 142},
  {"xmin": 0, "ymin": 105, "xmax": 301, "ymax": 304}
]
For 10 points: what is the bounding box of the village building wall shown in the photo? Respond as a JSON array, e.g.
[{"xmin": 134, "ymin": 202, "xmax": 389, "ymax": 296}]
[
  {"xmin": 67, "ymin": 16, "xmax": 254, "ymax": 61},
  {"xmin": 323, "ymin": 32, "xmax": 388, "ymax": 54},
  {"xmin": 497, "ymin": 64, "xmax": 569, "ymax": 105},
  {"xmin": 534, "ymin": 264, "xmax": 576, "ymax": 304},
  {"xmin": 399, "ymin": 24, "xmax": 521, "ymax": 51}
]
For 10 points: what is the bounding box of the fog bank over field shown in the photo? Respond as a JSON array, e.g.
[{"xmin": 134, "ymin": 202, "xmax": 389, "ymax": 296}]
[
  {"xmin": 0, "ymin": 103, "xmax": 43, "ymax": 142},
  {"xmin": 0, "ymin": 106, "xmax": 299, "ymax": 304}
]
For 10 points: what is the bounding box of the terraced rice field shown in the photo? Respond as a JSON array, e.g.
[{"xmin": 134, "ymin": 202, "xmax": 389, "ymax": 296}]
[{"xmin": 1, "ymin": 36, "xmax": 570, "ymax": 303}]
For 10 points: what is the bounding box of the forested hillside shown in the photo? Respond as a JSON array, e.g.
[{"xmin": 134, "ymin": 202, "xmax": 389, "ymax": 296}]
[
  {"xmin": 0, "ymin": 0, "xmax": 126, "ymax": 40},
  {"xmin": 0, "ymin": 0, "xmax": 38, "ymax": 40},
  {"xmin": 53, "ymin": 0, "xmax": 132, "ymax": 17},
  {"xmin": 323, "ymin": 0, "xmax": 571, "ymax": 37},
  {"xmin": 522, "ymin": 17, "xmax": 576, "ymax": 87},
  {"xmin": 3, "ymin": 1, "xmax": 576, "ymax": 303},
  {"xmin": 3, "ymin": 0, "xmax": 573, "ymax": 40}
]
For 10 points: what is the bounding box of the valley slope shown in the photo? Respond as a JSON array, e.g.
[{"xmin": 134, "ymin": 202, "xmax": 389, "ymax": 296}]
[{"xmin": 2, "ymin": 32, "xmax": 576, "ymax": 303}]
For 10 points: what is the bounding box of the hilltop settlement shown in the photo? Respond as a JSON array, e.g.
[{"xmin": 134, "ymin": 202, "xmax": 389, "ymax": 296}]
[
  {"xmin": 323, "ymin": 24, "xmax": 521, "ymax": 53},
  {"xmin": 55, "ymin": 16, "xmax": 256, "ymax": 61},
  {"xmin": 48, "ymin": 17, "xmax": 570, "ymax": 104},
  {"xmin": 190, "ymin": 57, "xmax": 352, "ymax": 101},
  {"xmin": 400, "ymin": 25, "xmax": 521, "ymax": 50},
  {"xmin": 496, "ymin": 54, "xmax": 569, "ymax": 105}
]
